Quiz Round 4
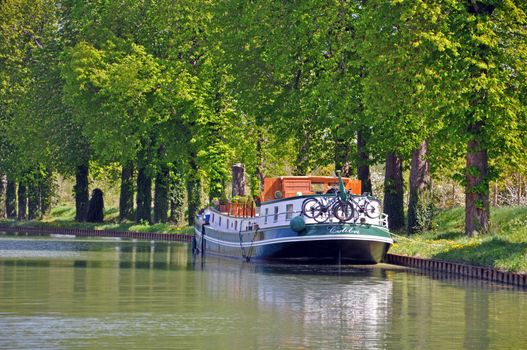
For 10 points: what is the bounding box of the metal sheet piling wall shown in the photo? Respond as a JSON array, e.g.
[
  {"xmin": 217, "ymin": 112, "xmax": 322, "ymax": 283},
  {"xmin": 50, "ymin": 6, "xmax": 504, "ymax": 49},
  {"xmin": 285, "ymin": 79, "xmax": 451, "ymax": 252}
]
[
  {"xmin": 0, "ymin": 225, "xmax": 192, "ymax": 243},
  {"xmin": 385, "ymin": 253, "xmax": 527, "ymax": 288}
]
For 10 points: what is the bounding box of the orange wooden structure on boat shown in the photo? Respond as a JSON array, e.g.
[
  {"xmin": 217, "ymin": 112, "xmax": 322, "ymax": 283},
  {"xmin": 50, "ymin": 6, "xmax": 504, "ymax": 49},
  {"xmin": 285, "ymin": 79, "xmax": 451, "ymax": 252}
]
[
  {"xmin": 217, "ymin": 202, "xmax": 256, "ymax": 217},
  {"xmin": 260, "ymin": 176, "xmax": 362, "ymax": 202}
]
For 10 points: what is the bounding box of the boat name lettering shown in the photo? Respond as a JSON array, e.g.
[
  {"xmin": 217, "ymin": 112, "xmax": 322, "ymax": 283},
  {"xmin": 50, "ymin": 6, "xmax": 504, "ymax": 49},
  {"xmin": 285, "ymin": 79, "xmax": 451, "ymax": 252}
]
[{"xmin": 329, "ymin": 226, "xmax": 360, "ymax": 234}]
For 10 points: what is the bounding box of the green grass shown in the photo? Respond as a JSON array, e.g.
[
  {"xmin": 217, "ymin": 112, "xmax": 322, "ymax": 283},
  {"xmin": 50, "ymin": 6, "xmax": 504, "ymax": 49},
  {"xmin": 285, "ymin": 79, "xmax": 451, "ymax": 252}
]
[
  {"xmin": 391, "ymin": 206, "xmax": 527, "ymax": 273},
  {"xmin": 0, "ymin": 205, "xmax": 193, "ymax": 236}
]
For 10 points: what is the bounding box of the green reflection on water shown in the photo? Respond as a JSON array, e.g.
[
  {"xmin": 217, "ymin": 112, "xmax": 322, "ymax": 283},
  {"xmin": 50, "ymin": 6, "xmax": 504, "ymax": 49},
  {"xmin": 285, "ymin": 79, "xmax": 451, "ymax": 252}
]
[{"xmin": 0, "ymin": 235, "xmax": 526, "ymax": 350}]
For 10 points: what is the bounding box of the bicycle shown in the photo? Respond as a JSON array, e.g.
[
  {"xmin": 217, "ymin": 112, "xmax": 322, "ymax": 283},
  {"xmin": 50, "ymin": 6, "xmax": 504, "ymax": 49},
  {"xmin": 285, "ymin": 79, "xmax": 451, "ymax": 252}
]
[
  {"xmin": 302, "ymin": 193, "xmax": 352, "ymax": 223},
  {"xmin": 349, "ymin": 194, "xmax": 381, "ymax": 219},
  {"xmin": 303, "ymin": 193, "xmax": 382, "ymax": 223}
]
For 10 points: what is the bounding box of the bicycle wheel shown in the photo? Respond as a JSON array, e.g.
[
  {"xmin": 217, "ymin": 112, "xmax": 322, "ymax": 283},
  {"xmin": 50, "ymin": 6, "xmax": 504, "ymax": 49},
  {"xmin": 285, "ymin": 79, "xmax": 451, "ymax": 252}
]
[
  {"xmin": 352, "ymin": 197, "xmax": 367, "ymax": 214},
  {"xmin": 365, "ymin": 199, "xmax": 381, "ymax": 219},
  {"xmin": 333, "ymin": 201, "xmax": 354, "ymax": 222},
  {"xmin": 302, "ymin": 198, "xmax": 321, "ymax": 218},
  {"xmin": 312, "ymin": 201, "xmax": 330, "ymax": 223}
]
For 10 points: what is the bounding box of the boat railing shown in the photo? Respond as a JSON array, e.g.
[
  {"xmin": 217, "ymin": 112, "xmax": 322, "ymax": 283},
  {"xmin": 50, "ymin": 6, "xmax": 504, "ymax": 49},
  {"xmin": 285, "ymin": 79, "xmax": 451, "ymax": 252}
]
[
  {"xmin": 298, "ymin": 194, "xmax": 388, "ymax": 226},
  {"xmin": 237, "ymin": 207, "xmax": 388, "ymax": 230},
  {"xmin": 255, "ymin": 207, "xmax": 388, "ymax": 228},
  {"xmin": 207, "ymin": 201, "xmax": 389, "ymax": 230},
  {"xmin": 380, "ymin": 213, "xmax": 389, "ymax": 228}
]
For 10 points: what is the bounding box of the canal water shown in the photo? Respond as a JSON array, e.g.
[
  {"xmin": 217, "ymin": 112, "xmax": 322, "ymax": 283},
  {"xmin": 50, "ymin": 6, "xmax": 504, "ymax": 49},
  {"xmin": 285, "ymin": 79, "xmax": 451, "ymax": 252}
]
[{"xmin": 0, "ymin": 235, "xmax": 525, "ymax": 349}]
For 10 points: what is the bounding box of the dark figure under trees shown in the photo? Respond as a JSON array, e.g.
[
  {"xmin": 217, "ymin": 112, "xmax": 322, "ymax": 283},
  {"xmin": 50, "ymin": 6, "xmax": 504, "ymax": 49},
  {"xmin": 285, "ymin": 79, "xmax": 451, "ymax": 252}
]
[{"xmin": 86, "ymin": 188, "xmax": 104, "ymax": 223}]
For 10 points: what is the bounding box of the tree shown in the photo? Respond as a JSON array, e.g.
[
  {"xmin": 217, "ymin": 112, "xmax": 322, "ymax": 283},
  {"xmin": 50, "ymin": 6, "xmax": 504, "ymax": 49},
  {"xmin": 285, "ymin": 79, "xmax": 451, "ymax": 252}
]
[
  {"xmin": 0, "ymin": 0, "xmax": 67, "ymax": 220},
  {"xmin": 440, "ymin": 1, "xmax": 527, "ymax": 236},
  {"xmin": 119, "ymin": 161, "xmax": 134, "ymax": 221},
  {"xmin": 213, "ymin": 0, "xmax": 367, "ymax": 182},
  {"xmin": 357, "ymin": 1, "xmax": 459, "ymax": 232}
]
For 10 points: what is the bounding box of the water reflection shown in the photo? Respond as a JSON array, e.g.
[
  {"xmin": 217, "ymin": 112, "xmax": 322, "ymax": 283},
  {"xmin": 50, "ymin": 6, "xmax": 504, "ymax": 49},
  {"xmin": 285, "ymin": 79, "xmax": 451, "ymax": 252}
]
[
  {"xmin": 193, "ymin": 258, "xmax": 397, "ymax": 349},
  {"xmin": 0, "ymin": 235, "xmax": 190, "ymax": 270},
  {"xmin": 0, "ymin": 236, "xmax": 526, "ymax": 349},
  {"xmin": 256, "ymin": 265, "xmax": 393, "ymax": 349}
]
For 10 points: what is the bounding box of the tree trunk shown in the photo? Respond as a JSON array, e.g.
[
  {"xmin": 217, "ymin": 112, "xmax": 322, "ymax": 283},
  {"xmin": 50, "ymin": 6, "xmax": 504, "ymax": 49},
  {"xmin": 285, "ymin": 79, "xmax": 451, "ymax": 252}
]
[
  {"xmin": 17, "ymin": 181, "xmax": 27, "ymax": 220},
  {"xmin": 357, "ymin": 129, "xmax": 372, "ymax": 195},
  {"xmin": 384, "ymin": 153, "xmax": 404, "ymax": 231},
  {"xmin": 255, "ymin": 133, "xmax": 265, "ymax": 192},
  {"xmin": 335, "ymin": 138, "xmax": 351, "ymax": 177},
  {"xmin": 136, "ymin": 166, "xmax": 152, "ymax": 224},
  {"xmin": 492, "ymin": 182, "xmax": 498, "ymax": 207},
  {"xmin": 136, "ymin": 136, "xmax": 154, "ymax": 224},
  {"xmin": 293, "ymin": 129, "xmax": 310, "ymax": 176},
  {"xmin": 517, "ymin": 174, "xmax": 522, "ymax": 206},
  {"xmin": 0, "ymin": 175, "xmax": 5, "ymax": 218},
  {"xmin": 231, "ymin": 163, "xmax": 247, "ymax": 197},
  {"xmin": 6, "ymin": 178, "xmax": 16, "ymax": 218},
  {"xmin": 407, "ymin": 140, "xmax": 431, "ymax": 233},
  {"xmin": 154, "ymin": 163, "xmax": 169, "ymax": 223},
  {"xmin": 40, "ymin": 168, "xmax": 53, "ymax": 216},
  {"xmin": 187, "ymin": 154, "xmax": 201, "ymax": 225},
  {"xmin": 27, "ymin": 177, "xmax": 40, "ymax": 220},
  {"xmin": 465, "ymin": 138, "xmax": 489, "ymax": 236},
  {"xmin": 74, "ymin": 164, "xmax": 89, "ymax": 222},
  {"xmin": 119, "ymin": 161, "xmax": 134, "ymax": 222},
  {"xmin": 169, "ymin": 165, "xmax": 185, "ymax": 225}
]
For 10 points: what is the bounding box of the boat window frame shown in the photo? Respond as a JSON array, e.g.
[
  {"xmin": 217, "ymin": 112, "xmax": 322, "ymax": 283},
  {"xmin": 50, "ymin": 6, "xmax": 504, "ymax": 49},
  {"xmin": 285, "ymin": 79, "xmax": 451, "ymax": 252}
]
[
  {"xmin": 264, "ymin": 208, "xmax": 269, "ymax": 224},
  {"xmin": 286, "ymin": 204, "xmax": 293, "ymax": 220},
  {"xmin": 273, "ymin": 206, "xmax": 279, "ymax": 222}
]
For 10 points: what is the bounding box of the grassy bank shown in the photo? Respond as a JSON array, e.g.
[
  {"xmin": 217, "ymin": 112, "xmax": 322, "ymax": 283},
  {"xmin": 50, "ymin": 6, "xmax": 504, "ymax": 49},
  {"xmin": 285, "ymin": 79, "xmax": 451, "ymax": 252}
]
[
  {"xmin": 391, "ymin": 206, "xmax": 527, "ymax": 273},
  {"xmin": 0, "ymin": 205, "xmax": 194, "ymax": 235}
]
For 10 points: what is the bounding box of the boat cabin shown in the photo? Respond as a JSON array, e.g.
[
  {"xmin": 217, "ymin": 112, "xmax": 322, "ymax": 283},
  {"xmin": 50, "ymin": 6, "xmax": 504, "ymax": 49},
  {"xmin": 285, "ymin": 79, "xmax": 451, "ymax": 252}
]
[
  {"xmin": 260, "ymin": 176, "xmax": 361, "ymax": 202},
  {"xmin": 204, "ymin": 176, "xmax": 386, "ymax": 233}
]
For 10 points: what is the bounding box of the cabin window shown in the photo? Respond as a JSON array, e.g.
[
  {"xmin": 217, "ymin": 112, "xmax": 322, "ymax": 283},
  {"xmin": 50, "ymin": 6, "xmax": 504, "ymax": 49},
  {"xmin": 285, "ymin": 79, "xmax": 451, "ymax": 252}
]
[
  {"xmin": 227, "ymin": 219, "xmax": 230, "ymax": 229},
  {"xmin": 264, "ymin": 208, "xmax": 269, "ymax": 224},
  {"xmin": 212, "ymin": 214, "xmax": 215, "ymax": 223},
  {"xmin": 274, "ymin": 206, "xmax": 279, "ymax": 222},
  {"xmin": 286, "ymin": 204, "xmax": 294, "ymax": 220},
  {"xmin": 219, "ymin": 216, "xmax": 222, "ymax": 226},
  {"xmin": 235, "ymin": 221, "xmax": 238, "ymax": 231}
]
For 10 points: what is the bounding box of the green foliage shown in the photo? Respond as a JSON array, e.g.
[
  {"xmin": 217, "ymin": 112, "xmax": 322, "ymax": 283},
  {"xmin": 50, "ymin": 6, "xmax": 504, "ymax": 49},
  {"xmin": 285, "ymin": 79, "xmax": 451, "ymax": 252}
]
[
  {"xmin": 413, "ymin": 191, "xmax": 435, "ymax": 233},
  {"xmin": 212, "ymin": 0, "xmax": 362, "ymax": 176},
  {"xmin": 1, "ymin": 0, "xmax": 527, "ymax": 235},
  {"xmin": 441, "ymin": 2, "xmax": 527, "ymax": 172},
  {"xmin": 168, "ymin": 162, "xmax": 186, "ymax": 226}
]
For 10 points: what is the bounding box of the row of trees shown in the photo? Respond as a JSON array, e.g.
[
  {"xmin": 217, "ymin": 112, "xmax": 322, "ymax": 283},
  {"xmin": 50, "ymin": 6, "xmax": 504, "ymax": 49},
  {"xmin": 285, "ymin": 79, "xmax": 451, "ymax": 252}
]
[{"xmin": 1, "ymin": 0, "xmax": 526, "ymax": 235}]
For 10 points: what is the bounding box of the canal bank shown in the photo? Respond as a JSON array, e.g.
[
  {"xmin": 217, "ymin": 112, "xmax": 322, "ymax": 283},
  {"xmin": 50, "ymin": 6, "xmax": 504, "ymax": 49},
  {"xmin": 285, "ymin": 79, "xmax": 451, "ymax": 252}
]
[
  {"xmin": 0, "ymin": 224, "xmax": 192, "ymax": 243},
  {"xmin": 384, "ymin": 253, "xmax": 527, "ymax": 288},
  {"xmin": 1, "ymin": 223, "xmax": 526, "ymax": 288}
]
